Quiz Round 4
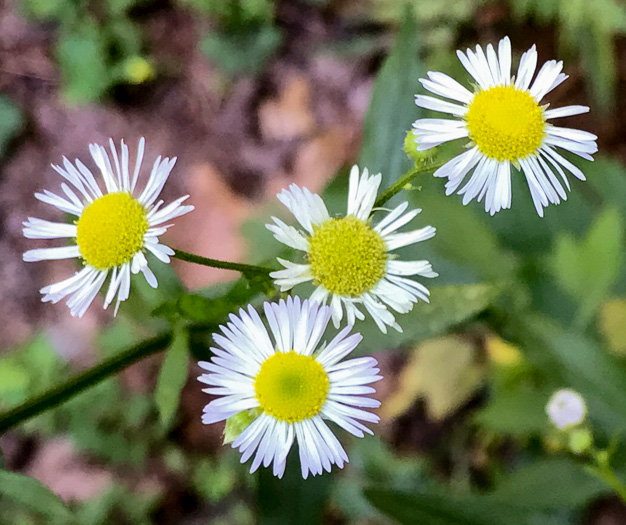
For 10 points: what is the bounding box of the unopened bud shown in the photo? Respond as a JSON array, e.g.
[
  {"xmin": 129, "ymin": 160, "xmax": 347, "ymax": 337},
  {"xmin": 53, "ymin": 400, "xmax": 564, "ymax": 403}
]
[
  {"xmin": 567, "ymin": 428, "xmax": 593, "ymax": 454},
  {"xmin": 403, "ymin": 129, "xmax": 434, "ymax": 164},
  {"xmin": 223, "ymin": 408, "xmax": 261, "ymax": 444}
]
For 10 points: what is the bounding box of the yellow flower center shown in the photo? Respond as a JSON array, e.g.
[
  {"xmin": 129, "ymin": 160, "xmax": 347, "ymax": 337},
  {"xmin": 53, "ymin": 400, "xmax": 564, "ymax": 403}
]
[
  {"xmin": 465, "ymin": 85, "xmax": 546, "ymax": 162},
  {"xmin": 308, "ymin": 216, "xmax": 388, "ymax": 297},
  {"xmin": 76, "ymin": 192, "xmax": 148, "ymax": 271},
  {"xmin": 254, "ymin": 351, "xmax": 329, "ymax": 423}
]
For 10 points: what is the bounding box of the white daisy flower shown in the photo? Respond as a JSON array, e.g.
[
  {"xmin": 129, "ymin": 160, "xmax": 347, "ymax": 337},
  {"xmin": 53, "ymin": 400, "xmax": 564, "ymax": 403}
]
[
  {"xmin": 266, "ymin": 165, "xmax": 438, "ymax": 333},
  {"xmin": 198, "ymin": 296, "xmax": 382, "ymax": 479},
  {"xmin": 413, "ymin": 36, "xmax": 598, "ymax": 217},
  {"xmin": 546, "ymin": 389, "xmax": 587, "ymax": 430},
  {"xmin": 23, "ymin": 138, "xmax": 194, "ymax": 317}
]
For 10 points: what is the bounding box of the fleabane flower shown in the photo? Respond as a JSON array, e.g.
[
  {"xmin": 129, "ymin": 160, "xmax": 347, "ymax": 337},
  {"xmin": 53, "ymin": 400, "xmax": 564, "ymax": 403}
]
[
  {"xmin": 413, "ymin": 36, "xmax": 598, "ymax": 217},
  {"xmin": 23, "ymin": 138, "xmax": 193, "ymax": 317},
  {"xmin": 546, "ymin": 389, "xmax": 587, "ymax": 430},
  {"xmin": 266, "ymin": 166, "xmax": 437, "ymax": 333},
  {"xmin": 198, "ymin": 296, "xmax": 382, "ymax": 479}
]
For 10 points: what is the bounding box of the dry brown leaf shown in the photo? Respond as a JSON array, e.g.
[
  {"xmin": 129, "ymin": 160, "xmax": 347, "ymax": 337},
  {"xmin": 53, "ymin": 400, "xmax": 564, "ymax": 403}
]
[
  {"xmin": 25, "ymin": 438, "xmax": 113, "ymax": 502},
  {"xmin": 170, "ymin": 163, "xmax": 251, "ymax": 289},
  {"xmin": 381, "ymin": 336, "xmax": 484, "ymax": 422},
  {"xmin": 266, "ymin": 125, "xmax": 358, "ymax": 198},
  {"xmin": 258, "ymin": 73, "xmax": 316, "ymax": 141}
]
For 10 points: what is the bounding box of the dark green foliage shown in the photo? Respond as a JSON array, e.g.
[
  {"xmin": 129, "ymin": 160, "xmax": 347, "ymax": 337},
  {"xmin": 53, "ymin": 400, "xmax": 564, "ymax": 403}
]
[{"xmin": 19, "ymin": 0, "xmax": 154, "ymax": 103}]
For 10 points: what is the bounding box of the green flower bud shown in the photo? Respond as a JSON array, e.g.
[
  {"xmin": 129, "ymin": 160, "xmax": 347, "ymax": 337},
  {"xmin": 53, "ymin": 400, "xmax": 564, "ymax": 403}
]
[
  {"xmin": 403, "ymin": 129, "xmax": 434, "ymax": 164},
  {"xmin": 567, "ymin": 428, "xmax": 593, "ymax": 455},
  {"xmin": 223, "ymin": 408, "xmax": 262, "ymax": 444}
]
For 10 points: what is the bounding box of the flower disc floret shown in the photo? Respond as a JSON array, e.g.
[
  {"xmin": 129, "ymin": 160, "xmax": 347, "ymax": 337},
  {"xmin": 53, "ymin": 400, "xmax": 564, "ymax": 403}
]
[
  {"xmin": 76, "ymin": 192, "xmax": 148, "ymax": 271},
  {"xmin": 254, "ymin": 351, "xmax": 329, "ymax": 423},
  {"xmin": 465, "ymin": 85, "xmax": 545, "ymax": 162},
  {"xmin": 308, "ymin": 216, "xmax": 387, "ymax": 297}
]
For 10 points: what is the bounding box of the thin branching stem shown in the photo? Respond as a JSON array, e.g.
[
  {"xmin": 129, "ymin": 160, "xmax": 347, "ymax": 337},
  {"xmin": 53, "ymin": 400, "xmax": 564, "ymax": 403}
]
[
  {"xmin": 374, "ymin": 160, "xmax": 445, "ymax": 209},
  {"xmin": 172, "ymin": 249, "xmax": 274, "ymax": 276}
]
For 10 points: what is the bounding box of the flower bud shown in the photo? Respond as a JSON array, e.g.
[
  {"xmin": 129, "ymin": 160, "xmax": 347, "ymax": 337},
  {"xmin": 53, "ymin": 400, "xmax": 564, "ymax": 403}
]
[
  {"xmin": 403, "ymin": 129, "xmax": 434, "ymax": 164},
  {"xmin": 546, "ymin": 389, "xmax": 587, "ymax": 430}
]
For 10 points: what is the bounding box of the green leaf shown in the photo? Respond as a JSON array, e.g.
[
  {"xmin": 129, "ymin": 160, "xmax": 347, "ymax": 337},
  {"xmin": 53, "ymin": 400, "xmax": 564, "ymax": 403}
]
[
  {"xmin": 19, "ymin": 0, "xmax": 72, "ymax": 21},
  {"xmin": 365, "ymin": 489, "xmax": 530, "ymax": 525},
  {"xmin": 582, "ymin": 155, "xmax": 626, "ymax": 222},
  {"xmin": 0, "ymin": 470, "xmax": 73, "ymax": 521},
  {"xmin": 56, "ymin": 24, "xmax": 111, "ymax": 104},
  {"xmin": 355, "ymin": 284, "xmax": 499, "ymax": 355},
  {"xmin": 154, "ymin": 328, "xmax": 189, "ymax": 428},
  {"xmin": 486, "ymin": 159, "xmax": 594, "ymax": 256},
  {"xmin": 258, "ymin": 454, "xmax": 331, "ymax": 525},
  {"xmin": 547, "ymin": 207, "xmax": 623, "ymax": 326},
  {"xmin": 0, "ymin": 357, "xmax": 30, "ymax": 406},
  {"xmin": 488, "ymin": 458, "xmax": 606, "ymax": 509},
  {"xmin": 412, "ymin": 186, "xmax": 517, "ymax": 281},
  {"xmin": 106, "ymin": 0, "xmax": 145, "ymax": 16},
  {"xmin": 474, "ymin": 387, "xmax": 549, "ymax": 437},
  {"xmin": 0, "ymin": 95, "xmax": 23, "ymax": 158},
  {"xmin": 154, "ymin": 276, "xmax": 267, "ymax": 328},
  {"xmin": 176, "ymin": 293, "xmax": 231, "ymax": 323},
  {"xmin": 358, "ymin": 9, "xmax": 423, "ymax": 188},
  {"xmin": 201, "ymin": 24, "xmax": 282, "ymax": 76}
]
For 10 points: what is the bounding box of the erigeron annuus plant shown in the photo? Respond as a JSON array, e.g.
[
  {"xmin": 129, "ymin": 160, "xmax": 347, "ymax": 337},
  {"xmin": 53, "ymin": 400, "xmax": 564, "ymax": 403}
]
[{"xmin": 2, "ymin": 35, "xmax": 605, "ymax": 486}]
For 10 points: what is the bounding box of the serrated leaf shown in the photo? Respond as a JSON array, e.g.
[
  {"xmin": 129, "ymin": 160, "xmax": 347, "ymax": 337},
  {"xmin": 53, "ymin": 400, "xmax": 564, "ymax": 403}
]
[
  {"xmin": 358, "ymin": 9, "xmax": 422, "ymax": 189},
  {"xmin": 155, "ymin": 328, "xmax": 189, "ymax": 428},
  {"xmin": 177, "ymin": 294, "xmax": 231, "ymax": 323},
  {"xmin": 154, "ymin": 275, "xmax": 269, "ymax": 327},
  {"xmin": 0, "ymin": 470, "xmax": 73, "ymax": 521}
]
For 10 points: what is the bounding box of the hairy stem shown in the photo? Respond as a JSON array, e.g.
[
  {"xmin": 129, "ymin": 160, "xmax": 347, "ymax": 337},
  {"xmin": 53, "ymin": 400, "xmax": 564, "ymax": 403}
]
[
  {"xmin": 0, "ymin": 332, "xmax": 171, "ymax": 434},
  {"xmin": 374, "ymin": 160, "xmax": 445, "ymax": 208},
  {"xmin": 172, "ymin": 249, "xmax": 274, "ymax": 276}
]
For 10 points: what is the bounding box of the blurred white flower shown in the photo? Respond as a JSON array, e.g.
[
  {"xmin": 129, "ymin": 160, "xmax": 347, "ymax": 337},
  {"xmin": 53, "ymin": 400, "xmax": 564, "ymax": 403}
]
[{"xmin": 546, "ymin": 389, "xmax": 587, "ymax": 430}]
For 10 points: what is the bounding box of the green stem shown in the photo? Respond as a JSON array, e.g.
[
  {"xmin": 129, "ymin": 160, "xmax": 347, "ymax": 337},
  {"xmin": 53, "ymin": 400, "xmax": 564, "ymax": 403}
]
[
  {"xmin": 0, "ymin": 332, "xmax": 171, "ymax": 435},
  {"xmin": 172, "ymin": 249, "xmax": 273, "ymax": 276},
  {"xmin": 588, "ymin": 452, "xmax": 626, "ymax": 504},
  {"xmin": 374, "ymin": 160, "xmax": 446, "ymax": 209}
]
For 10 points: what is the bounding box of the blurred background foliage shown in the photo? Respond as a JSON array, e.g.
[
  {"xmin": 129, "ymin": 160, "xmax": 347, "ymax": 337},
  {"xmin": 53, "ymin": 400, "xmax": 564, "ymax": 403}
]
[{"xmin": 1, "ymin": 0, "xmax": 626, "ymax": 524}]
